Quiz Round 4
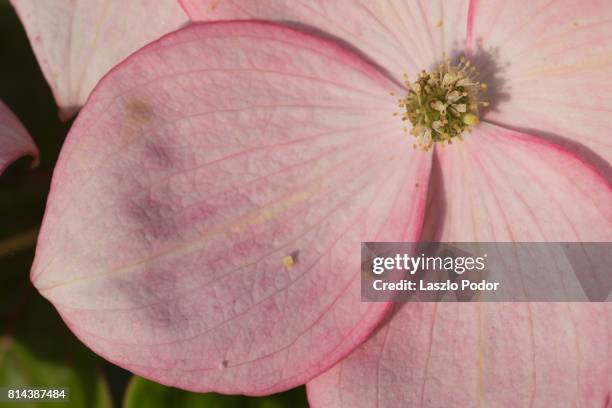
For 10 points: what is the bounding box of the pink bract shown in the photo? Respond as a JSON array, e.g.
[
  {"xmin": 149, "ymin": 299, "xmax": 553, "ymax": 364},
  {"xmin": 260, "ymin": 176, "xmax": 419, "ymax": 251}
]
[
  {"xmin": 308, "ymin": 125, "xmax": 611, "ymax": 407},
  {"xmin": 33, "ymin": 21, "xmax": 430, "ymax": 394},
  {"xmin": 0, "ymin": 99, "xmax": 38, "ymax": 175},
  {"xmin": 31, "ymin": 0, "xmax": 612, "ymax": 404},
  {"xmin": 10, "ymin": 0, "xmax": 188, "ymax": 118},
  {"xmin": 182, "ymin": 0, "xmax": 612, "ymax": 175},
  {"xmin": 179, "ymin": 1, "xmax": 612, "ymax": 405}
]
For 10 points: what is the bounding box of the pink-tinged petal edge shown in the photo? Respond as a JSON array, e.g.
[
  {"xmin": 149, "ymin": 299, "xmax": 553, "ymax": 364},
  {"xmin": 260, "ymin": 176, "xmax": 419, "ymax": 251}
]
[
  {"xmin": 180, "ymin": 0, "xmax": 472, "ymax": 84},
  {"xmin": 32, "ymin": 21, "xmax": 432, "ymax": 394},
  {"xmin": 308, "ymin": 124, "xmax": 612, "ymax": 407},
  {"xmin": 468, "ymin": 0, "xmax": 612, "ymax": 175},
  {"xmin": 0, "ymin": 99, "xmax": 38, "ymax": 175},
  {"xmin": 10, "ymin": 0, "xmax": 188, "ymax": 119}
]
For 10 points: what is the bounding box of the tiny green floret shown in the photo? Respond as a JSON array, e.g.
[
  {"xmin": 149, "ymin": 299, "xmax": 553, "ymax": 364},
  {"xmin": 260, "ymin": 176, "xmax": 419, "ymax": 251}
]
[{"xmin": 396, "ymin": 56, "xmax": 488, "ymax": 150}]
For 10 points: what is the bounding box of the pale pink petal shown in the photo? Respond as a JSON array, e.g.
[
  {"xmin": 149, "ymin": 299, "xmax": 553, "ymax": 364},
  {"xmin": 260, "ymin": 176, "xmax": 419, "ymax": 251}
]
[
  {"xmin": 468, "ymin": 0, "xmax": 612, "ymax": 172},
  {"xmin": 309, "ymin": 124, "xmax": 612, "ymax": 407},
  {"xmin": 180, "ymin": 0, "xmax": 471, "ymax": 82},
  {"xmin": 310, "ymin": 303, "xmax": 611, "ymax": 408},
  {"xmin": 424, "ymin": 123, "xmax": 611, "ymax": 242},
  {"xmin": 10, "ymin": 0, "xmax": 188, "ymax": 118},
  {"xmin": 0, "ymin": 99, "xmax": 38, "ymax": 174},
  {"xmin": 33, "ymin": 21, "xmax": 432, "ymax": 394}
]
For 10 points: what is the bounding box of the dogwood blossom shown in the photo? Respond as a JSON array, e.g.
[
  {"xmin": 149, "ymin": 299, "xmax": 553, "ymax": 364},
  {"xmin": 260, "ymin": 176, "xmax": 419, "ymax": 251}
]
[{"xmin": 21, "ymin": 0, "xmax": 611, "ymax": 406}]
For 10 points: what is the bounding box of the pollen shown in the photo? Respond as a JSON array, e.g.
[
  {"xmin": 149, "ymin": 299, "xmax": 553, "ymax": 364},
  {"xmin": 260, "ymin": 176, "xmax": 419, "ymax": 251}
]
[
  {"xmin": 282, "ymin": 255, "xmax": 295, "ymax": 268},
  {"xmin": 397, "ymin": 55, "xmax": 488, "ymax": 150}
]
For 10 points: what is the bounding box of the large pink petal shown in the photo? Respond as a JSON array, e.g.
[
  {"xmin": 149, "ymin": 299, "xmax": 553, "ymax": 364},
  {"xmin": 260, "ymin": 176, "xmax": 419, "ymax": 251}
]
[
  {"xmin": 33, "ymin": 21, "xmax": 432, "ymax": 394},
  {"xmin": 180, "ymin": 0, "xmax": 471, "ymax": 82},
  {"xmin": 310, "ymin": 303, "xmax": 610, "ymax": 407},
  {"xmin": 469, "ymin": 0, "xmax": 612, "ymax": 173},
  {"xmin": 308, "ymin": 124, "xmax": 612, "ymax": 407},
  {"xmin": 10, "ymin": 0, "xmax": 188, "ymax": 118},
  {"xmin": 0, "ymin": 99, "xmax": 38, "ymax": 174}
]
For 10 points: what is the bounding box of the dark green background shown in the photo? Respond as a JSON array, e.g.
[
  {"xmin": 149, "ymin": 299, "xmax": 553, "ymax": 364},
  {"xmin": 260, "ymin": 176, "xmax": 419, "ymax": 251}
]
[{"xmin": 0, "ymin": 1, "xmax": 308, "ymax": 406}]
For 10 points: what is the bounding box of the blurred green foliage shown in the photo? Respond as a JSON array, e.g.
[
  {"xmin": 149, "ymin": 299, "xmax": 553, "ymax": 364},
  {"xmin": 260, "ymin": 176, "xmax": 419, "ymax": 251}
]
[
  {"xmin": 0, "ymin": 1, "xmax": 309, "ymax": 406},
  {"xmin": 124, "ymin": 377, "xmax": 307, "ymax": 408},
  {"xmin": 0, "ymin": 253, "xmax": 113, "ymax": 408}
]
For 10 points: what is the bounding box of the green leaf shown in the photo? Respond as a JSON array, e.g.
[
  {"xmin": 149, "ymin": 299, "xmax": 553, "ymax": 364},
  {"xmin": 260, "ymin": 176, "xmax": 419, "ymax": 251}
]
[
  {"xmin": 123, "ymin": 377, "xmax": 309, "ymax": 408},
  {"xmin": 123, "ymin": 377, "xmax": 245, "ymax": 408},
  {"xmin": 0, "ymin": 250, "xmax": 113, "ymax": 408}
]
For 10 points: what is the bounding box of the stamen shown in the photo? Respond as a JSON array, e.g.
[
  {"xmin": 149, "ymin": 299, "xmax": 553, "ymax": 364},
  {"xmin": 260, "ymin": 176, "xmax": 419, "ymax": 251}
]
[{"xmin": 397, "ymin": 55, "xmax": 487, "ymax": 150}]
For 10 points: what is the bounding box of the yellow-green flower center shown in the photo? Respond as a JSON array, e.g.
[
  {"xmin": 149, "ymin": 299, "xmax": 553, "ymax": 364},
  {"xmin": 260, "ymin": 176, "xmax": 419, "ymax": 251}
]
[{"xmin": 396, "ymin": 56, "xmax": 488, "ymax": 150}]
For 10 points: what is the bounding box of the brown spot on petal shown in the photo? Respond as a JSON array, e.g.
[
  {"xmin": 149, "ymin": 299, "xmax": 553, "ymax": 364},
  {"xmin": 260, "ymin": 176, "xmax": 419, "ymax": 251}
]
[
  {"xmin": 118, "ymin": 99, "xmax": 155, "ymax": 145},
  {"xmin": 125, "ymin": 99, "xmax": 154, "ymax": 126}
]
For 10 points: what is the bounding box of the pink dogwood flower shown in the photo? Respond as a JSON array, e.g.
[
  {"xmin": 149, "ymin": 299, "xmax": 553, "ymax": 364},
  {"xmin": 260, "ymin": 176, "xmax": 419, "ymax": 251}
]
[
  {"xmin": 0, "ymin": 99, "xmax": 38, "ymax": 175},
  {"xmin": 21, "ymin": 0, "xmax": 611, "ymax": 406}
]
